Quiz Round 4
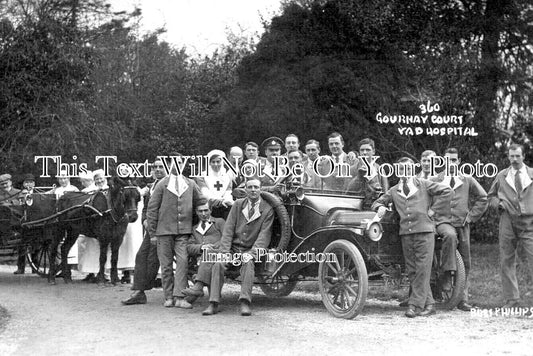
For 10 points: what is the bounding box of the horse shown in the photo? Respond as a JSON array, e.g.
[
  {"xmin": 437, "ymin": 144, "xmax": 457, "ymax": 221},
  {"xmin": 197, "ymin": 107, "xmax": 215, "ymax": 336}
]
[{"xmin": 48, "ymin": 177, "xmax": 140, "ymax": 285}]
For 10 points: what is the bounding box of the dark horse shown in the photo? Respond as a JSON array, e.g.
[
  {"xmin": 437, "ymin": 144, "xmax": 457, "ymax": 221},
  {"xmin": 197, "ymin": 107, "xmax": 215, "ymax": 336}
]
[{"xmin": 48, "ymin": 177, "xmax": 140, "ymax": 285}]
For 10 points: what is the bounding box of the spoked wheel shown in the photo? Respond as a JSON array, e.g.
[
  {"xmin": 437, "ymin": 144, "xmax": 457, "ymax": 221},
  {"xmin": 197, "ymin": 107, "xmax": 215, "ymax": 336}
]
[
  {"xmin": 431, "ymin": 250, "xmax": 466, "ymax": 309},
  {"xmin": 318, "ymin": 240, "xmax": 368, "ymax": 319},
  {"xmin": 27, "ymin": 239, "xmax": 61, "ymax": 277},
  {"xmin": 258, "ymin": 274, "xmax": 298, "ymax": 297}
]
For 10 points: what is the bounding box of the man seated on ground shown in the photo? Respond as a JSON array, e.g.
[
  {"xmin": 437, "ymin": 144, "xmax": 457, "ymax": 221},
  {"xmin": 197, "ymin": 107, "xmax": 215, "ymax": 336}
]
[
  {"xmin": 197, "ymin": 177, "xmax": 274, "ymax": 316},
  {"xmin": 182, "ymin": 199, "xmax": 225, "ymax": 304}
]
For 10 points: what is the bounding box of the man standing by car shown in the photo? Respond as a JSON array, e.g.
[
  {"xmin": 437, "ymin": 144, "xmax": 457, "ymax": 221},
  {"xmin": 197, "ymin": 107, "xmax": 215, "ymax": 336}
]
[
  {"xmin": 417, "ymin": 150, "xmax": 458, "ymax": 295},
  {"xmin": 372, "ymin": 157, "xmax": 451, "ymax": 318},
  {"xmin": 203, "ymin": 177, "xmax": 274, "ymax": 316},
  {"xmin": 122, "ymin": 158, "xmax": 167, "ymax": 305},
  {"xmin": 488, "ymin": 144, "xmax": 533, "ymax": 308},
  {"xmin": 433, "ymin": 148, "xmax": 488, "ymax": 311},
  {"xmin": 146, "ymin": 156, "xmax": 203, "ymax": 309}
]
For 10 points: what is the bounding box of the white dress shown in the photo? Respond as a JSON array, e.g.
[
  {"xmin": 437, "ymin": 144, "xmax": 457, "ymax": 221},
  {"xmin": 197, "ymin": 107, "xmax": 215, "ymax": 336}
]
[
  {"xmin": 52, "ymin": 184, "xmax": 80, "ymax": 265},
  {"xmin": 77, "ymin": 184, "xmax": 105, "ymax": 273},
  {"xmin": 200, "ymin": 168, "xmax": 234, "ymax": 204},
  {"xmin": 115, "ymin": 193, "xmax": 143, "ymax": 269},
  {"xmin": 77, "ymin": 186, "xmax": 144, "ymax": 272}
]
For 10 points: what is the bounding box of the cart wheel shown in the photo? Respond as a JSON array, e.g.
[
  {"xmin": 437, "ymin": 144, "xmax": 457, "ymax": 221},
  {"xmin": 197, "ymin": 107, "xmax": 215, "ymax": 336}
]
[
  {"xmin": 431, "ymin": 250, "xmax": 466, "ymax": 309},
  {"xmin": 258, "ymin": 275, "xmax": 298, "ymax": 297},
  {"xmin": 318, "ymin": 239, "xmax": 368, "ymax": 319},
  {"xmin": 27, "ymin": 239, "xmax": 61, "ymax": 277}
]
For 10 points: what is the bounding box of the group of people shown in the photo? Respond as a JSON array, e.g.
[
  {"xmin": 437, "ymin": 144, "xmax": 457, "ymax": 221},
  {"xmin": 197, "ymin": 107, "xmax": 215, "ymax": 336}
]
[{"xmin": 2, "ymin": 132, "xmax": 532, "ymax": 318}]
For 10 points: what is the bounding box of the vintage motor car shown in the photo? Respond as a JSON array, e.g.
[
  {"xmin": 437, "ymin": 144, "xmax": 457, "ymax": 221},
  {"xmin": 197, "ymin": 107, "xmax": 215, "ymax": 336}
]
[{"xmin": 254, "ymin": 185, "xmax": 466, "ymax": 319}]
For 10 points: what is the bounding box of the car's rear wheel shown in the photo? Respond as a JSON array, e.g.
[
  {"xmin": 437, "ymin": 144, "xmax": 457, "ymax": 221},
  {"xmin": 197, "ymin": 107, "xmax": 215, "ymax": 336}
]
[
  {"xmin": 431, "ymin": 250, "xmax": 466, "ymax": 309},
  {"xmin": 258, "ymin": 274, "xmax": 298, "ymax": 297},
  {"xmin": 318, "ymin": 239, "xmax": 368, "ymax": 319}
]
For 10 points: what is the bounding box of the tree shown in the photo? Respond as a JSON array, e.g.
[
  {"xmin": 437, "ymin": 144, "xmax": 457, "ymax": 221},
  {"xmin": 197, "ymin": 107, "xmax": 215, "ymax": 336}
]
[{"xmin": 210, "ymin": 0, "xmax": 532, "ymax": 165}]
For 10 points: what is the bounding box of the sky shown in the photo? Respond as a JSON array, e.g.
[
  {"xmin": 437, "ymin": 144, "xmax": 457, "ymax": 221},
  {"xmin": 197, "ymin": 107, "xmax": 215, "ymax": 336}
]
[{"xmin": 111, "ymin": 0, "xmax": 283, "ymax": 55}]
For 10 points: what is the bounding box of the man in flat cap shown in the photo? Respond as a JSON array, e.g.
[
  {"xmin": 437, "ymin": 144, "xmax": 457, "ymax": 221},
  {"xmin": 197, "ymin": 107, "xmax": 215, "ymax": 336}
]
[{"xmin": 0, "ymin": 174, "xmax": 21, "ymax": 206}]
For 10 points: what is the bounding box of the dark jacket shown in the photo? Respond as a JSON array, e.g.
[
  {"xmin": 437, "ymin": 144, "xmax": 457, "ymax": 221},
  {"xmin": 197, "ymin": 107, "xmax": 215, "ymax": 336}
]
[
  {"xmin": 188, "ymin": 217, "xmax": 225, "ymax": 255},
  {"xmin": 219, "ymin": 197, "xmax": 274, "ymax": 253},
  {"xmin": 488, "ymin": 165, "xmax": 533, "ymax": 217}
]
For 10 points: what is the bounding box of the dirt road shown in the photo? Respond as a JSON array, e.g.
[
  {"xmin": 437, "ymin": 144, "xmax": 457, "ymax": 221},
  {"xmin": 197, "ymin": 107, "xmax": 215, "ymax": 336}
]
[{"xmin": 0, "ymin": 265, "xmax": 531, "ymax": 356}]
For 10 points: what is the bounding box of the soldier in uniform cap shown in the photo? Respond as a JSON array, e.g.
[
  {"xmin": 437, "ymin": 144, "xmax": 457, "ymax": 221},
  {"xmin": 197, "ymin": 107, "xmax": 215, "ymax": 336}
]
[{"xmin": 260, "ymin": 136, "xmax": 286, "ymax": 193}]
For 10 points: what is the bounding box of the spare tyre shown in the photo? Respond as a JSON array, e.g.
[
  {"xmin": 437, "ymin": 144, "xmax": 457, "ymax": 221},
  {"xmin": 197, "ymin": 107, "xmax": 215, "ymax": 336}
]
[{"xmin": 260, "ymin": 191, "xmax": 291, "ymax": 252}]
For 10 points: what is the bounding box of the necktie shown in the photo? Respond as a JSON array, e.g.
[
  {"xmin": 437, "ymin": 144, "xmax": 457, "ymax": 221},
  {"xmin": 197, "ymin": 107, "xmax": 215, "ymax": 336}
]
[
  {"xmin": 402, "ymin": 179, "xmax": 410, "ymax": 196},
  {"xmin": 335, "ymin": 156, "xmax": 340, "ymax": 164},
  {"xmin": 248, "ymin": 203, "xmax": 255, "ymax": 220},
  {"xmin": 515, "ymin": 170, "xmax": 523, "ymax": 195},
  {"xmin": 201, "ymin": 221, "xmax": 206, "ymax": 230},
  {"xmin": 450, "ymin": 176, "xmax": 455, "ymax": 189}
]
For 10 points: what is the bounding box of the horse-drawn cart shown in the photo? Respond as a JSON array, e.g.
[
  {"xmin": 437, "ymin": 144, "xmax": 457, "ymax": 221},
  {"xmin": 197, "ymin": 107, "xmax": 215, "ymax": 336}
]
[{"xmin": 0, "ymin": 190, "xmax": 105, "ymax": 277}]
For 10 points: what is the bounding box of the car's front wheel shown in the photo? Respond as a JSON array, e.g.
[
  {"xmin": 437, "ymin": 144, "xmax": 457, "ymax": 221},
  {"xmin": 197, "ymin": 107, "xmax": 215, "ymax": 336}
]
[{"xmin": 318, "ymin": 239, "xmax": 368, "ymax": 319}]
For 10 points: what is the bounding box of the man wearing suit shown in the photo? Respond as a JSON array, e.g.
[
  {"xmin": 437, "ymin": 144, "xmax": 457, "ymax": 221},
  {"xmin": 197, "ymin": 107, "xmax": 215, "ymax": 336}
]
[
  {"xmin": 146, "ymin": 157, "xmax": 203, "ymax": 308},
  {"xmin": 122, "ymin": 158, "xmax": 167, "ymax": 305},
  {"xmin": 357, "ymin": 138, "xmax": 389, "ymax": 192},
  {"xmin": 203, "ymin": 177, "xmax": 274, "ymax": 316},
  {"xmin": 488, "ymin": 144, "xmax": 533, "ymax": 308},
  {"xmin": 303, "ymin": 139, "xmax": 322, "ymax": 189},
  {"xmin": 372, "ymin": 157, "xmax": 451, "ymax": 318},
  {"xmin": 432, "ymin": 148, "xmax": 488, "ymax": 311},
  {"xmin": 181, "ymin": 199, "xmax": 225, "ymax": 306},
  {"xmin": 259, "ymin": 137, "xmax": 285, "ymax": 193},
  {"xmin": 417, "ymin": 150, "xmax": 458, "ymax": 293},
  {"xmin": 319, "ymin": 132, "xmax": 354, "ymax": 191}
]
